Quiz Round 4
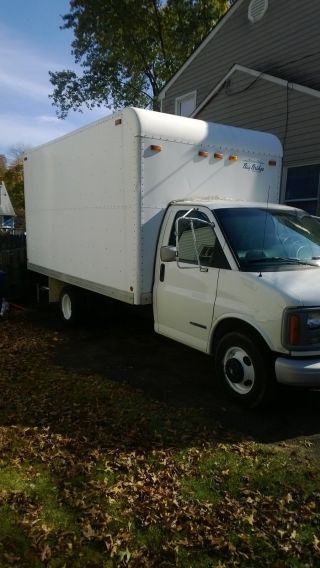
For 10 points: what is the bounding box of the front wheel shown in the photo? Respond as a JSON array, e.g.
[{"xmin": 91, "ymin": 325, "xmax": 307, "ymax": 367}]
[{"xmin": 214, "ymin": 331, "xmax": 275, "ymax": 407}]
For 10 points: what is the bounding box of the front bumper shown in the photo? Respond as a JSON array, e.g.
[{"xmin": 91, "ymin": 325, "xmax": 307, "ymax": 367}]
[{"xmin": 275, "ymin": 356, "xmax": 320, "ymax": 386}]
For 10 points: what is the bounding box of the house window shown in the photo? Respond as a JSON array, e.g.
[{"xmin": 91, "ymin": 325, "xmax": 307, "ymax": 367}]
[
  {"xmin": 175, "ymin": 91, "xmax": 196, "ymax": 117},
  {"xmin": 285, "ymin": 165, "xmax": 320, "ymax": 215}
]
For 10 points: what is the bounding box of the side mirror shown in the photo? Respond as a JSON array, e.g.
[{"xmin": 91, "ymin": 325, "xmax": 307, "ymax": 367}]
[{"xmin": 160, "ymin": 245, "xmax": 176, "ymax": 262}]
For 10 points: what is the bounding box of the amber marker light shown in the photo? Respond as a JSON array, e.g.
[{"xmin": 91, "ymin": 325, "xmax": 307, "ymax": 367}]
[
  {"xmin": 268, "ymin": 160, "xmax": 277, "ymax": 166},
  {"xmin": 288, "ymin": 314, "xmax": 301, "ymax": 346},
  {"xmin": 198, "ymin": 150, "xmax": 209, "ymax": 158},
  {"xmin": 150, "ymin": 144, "xmax": 162, "ymax": 152},
  {"xmin": 214, "ymin": 152, "xmax": 224, "ymax": 160},
  {"xmin": 228, "ymin": 154, "xmax": 238, "ymax": 161}
]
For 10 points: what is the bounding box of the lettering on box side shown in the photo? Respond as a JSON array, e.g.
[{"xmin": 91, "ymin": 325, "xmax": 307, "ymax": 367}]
[{"xmin": 242, "ymin": 159, "xmax": 265, "ymax": 173}]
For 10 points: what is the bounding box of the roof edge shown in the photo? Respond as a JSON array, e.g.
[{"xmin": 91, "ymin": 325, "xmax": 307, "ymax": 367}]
[
  {"xmin": 158, "ymin": 0, "xmax": 244, "ymax": 100},
  {"xmin": 192, "ymin": 64, "xmax": 320, "ymax": 117},
  {"xmin": 0, "ymin": 182, "xmax": 16, "ymax": 217}
]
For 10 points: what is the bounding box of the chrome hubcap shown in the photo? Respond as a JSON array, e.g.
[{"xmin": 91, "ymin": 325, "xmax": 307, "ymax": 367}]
[{"xmin": 223, "ymin": 346, "xmax": 255, "ymax": 395}]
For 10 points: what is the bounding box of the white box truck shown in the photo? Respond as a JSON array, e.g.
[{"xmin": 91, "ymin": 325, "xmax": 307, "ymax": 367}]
[{"xmin": 24, "ymin": 108, "xmax": 320, "ymax": 406}]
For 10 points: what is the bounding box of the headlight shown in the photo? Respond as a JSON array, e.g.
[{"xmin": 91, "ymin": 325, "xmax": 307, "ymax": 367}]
[
  {"xmin": 283, "ymin": 308, "xmax": 320, "ymax": 350},
  {"xmin": 307, "ymin": 312, "xmax": 320, "ymax": 329}
]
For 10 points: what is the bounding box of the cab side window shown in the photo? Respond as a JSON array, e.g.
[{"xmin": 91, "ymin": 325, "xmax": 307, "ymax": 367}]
[{"xmin": 169, "ymin": 210, "xmax": 230, "ymax": 269}]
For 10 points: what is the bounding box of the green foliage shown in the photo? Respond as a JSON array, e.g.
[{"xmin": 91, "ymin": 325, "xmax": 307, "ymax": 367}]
[
  {"xmin": 0, "ymin": 155, "xmax": 7, "ymax": 180},
  {"xmin": 49, "ymin": 0, "xmax": 230, "ymax": 117}
]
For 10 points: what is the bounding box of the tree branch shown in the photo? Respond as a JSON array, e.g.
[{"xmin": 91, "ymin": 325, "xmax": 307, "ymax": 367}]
[{"xmin": 150, "ymin": 0, "xmax": 170, "ymax": 72}]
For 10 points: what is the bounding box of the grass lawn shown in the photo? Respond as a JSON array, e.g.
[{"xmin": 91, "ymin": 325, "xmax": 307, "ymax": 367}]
[{"xmin": 0, "ymin": 312, "xmax": 319, "ymax": 567}]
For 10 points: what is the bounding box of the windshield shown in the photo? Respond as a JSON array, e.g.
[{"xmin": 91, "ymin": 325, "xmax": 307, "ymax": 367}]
[{"xmin": 214, "ymin": 207, "xmax": 320, "ymax": 270}]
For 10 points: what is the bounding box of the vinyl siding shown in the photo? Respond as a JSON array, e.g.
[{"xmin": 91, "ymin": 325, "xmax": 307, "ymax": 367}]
[
  {"xmin": 196, "ymin": 69, "xmax": 320, "ymax": 168},
  {"xmin": 162, "ymin": 0, "xmax": 320, "ymax": 116}
]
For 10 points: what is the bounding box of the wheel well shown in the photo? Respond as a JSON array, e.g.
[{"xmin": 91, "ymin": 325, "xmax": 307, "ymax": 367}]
[
  {"xmin": 60, "ymin": 285, "xmax": 77, "ymax": 301},
  {"xmin": 210, "ymin": 318, "xmax": 271, "ymax": 356}
]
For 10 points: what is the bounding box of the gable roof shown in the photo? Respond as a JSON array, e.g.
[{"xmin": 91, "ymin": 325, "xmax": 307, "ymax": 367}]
[
  {"xmin": 158, "ymin": 0, "xmax": 244, "ymax": 100},
  {"xmin": 0, "ymin": 182, "xmax": 15, "ymax": 217},
  {"xmin": 191, "ymin": 64, "xmax": 320, "ymax": 117}
]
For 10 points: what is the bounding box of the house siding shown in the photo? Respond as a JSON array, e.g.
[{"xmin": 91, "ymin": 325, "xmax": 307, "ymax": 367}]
[
  {"xmin": 196, "ymin": 69, "xmax": 320, "ymax": 168},
  {"xmin": 161, "ymin": 0, "xmax": 320, "ymax": 115}
]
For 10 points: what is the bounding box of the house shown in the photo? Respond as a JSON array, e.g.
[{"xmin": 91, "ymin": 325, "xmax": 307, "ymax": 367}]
[
  {"xmin": 0, "ymin": 182, "xmax": 16, "ymax": 230},
  {"xmin": 159, "ymin": 0, "xmax": 320, "ymax": 214}
]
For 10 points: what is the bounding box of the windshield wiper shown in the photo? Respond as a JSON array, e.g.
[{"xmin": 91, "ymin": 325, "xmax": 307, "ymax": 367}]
[{"xmin": 245, "ymin": 256, "xmax": 319, "ymax": 267}]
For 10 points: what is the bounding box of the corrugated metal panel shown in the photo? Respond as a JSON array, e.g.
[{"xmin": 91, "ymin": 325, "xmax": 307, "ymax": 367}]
[{"xmin": 162, "ymin": 0, "xmax": 320, "ymax": 114}]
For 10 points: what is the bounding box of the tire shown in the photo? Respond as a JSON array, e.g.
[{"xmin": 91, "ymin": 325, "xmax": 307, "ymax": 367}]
[
  {"xmin": 214, "ymin": 331, "xmax": 275, "ymax": 407},
  {"xmin": 59, "ymin": 286, "xmax": 81, "ymax": 325}
]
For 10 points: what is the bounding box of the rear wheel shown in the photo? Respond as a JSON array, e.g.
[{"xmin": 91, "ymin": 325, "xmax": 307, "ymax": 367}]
[
  {"xmin": 214, "ymin": 331, "xmax": 275, "ymax": 407},
  {"xmin": 59, "ymin": 286, "xmax": 81, "ymax": 325}
]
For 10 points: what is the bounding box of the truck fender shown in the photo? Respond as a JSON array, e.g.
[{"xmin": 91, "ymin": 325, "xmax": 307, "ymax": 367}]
[{"xmin": 209, "ymin": 315, "xmax": 275, "ymax": 356}]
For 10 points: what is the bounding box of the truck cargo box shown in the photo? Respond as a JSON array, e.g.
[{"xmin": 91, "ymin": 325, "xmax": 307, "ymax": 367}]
[{"xmin": 24, "ymin": 108, "xmax": 282, "ymax": 305}]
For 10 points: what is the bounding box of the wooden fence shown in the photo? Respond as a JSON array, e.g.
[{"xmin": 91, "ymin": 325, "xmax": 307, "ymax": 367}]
[{"xmin": 0, "ymin": 232, "xmax": 28, "ymax": 301}]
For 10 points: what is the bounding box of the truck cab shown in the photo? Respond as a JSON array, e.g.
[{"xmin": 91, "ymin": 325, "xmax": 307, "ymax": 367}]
[{"xmin": 154, "ymin": 200, "xmax": 320, "ymax": 406}]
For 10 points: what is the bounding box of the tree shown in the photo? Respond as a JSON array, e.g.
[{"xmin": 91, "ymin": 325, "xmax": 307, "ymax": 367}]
[
  {"xmin": 49, "ymin": 0, "xmax": 230, "ymax": 118},
  {"xmin": 0, "ymin": 155, "xmax": 7, "ymax": 181}
]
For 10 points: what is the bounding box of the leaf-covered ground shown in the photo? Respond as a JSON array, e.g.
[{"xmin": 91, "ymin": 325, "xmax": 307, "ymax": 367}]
[{"xmin": 0, "ymin": 309, "xmax": 320, "ymax": 567}]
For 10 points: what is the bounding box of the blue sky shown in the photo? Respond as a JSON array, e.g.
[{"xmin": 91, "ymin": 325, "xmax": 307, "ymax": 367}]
[{"xmin": 0, "ymin": 0, "xmax": 107, "ymax": 159}]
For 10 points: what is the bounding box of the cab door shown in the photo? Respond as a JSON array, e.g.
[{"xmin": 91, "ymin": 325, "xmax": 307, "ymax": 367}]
[{"xmin": 154, "ymin": 206, "xmax": 230, "ymax": 353}]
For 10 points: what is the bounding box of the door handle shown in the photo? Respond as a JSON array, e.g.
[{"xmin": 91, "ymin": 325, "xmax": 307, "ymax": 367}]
[{"xmin": 160, "ymin": 263, "xmax": 165, "ymax": 282}]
